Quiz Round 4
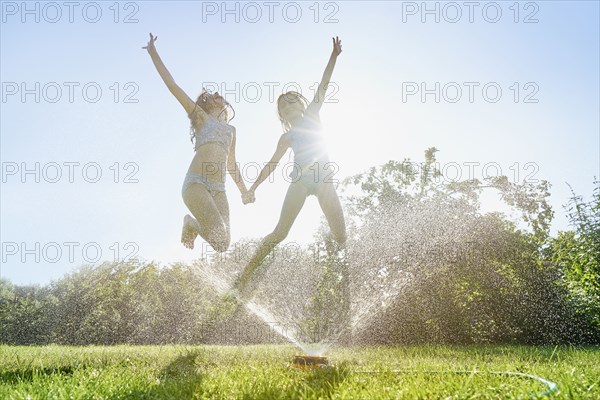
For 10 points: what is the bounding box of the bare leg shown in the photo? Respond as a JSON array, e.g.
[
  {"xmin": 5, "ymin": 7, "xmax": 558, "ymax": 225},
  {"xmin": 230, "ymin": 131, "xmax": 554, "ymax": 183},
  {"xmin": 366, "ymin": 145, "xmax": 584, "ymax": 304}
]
[
  {"xmin": 317, "ymin": 181, "xmax": 350, "ymax": 342},
  {"xmin": 316, "ymin": 182, "xmax": 347, "ymax": 245},
  {"xmin": 211, "ymin": 190, "xmax": 231, "ymax": 249},
  {"xmin": 182, "ymin": 214, "xmax": 201, "ymax": 249},
  {"xmin": 181, "ymin": 184, "xmax": 230, "ymax": 253},
  {"xmin": 236, "ymin": 182, "xmax": 309, "ymax": 294}
]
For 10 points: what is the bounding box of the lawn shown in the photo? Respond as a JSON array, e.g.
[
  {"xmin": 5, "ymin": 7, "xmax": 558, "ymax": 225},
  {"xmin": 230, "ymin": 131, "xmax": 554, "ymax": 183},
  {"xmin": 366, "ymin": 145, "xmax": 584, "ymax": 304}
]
[{"xmin": 1, "ymin": 345, "xmax": 598, "ymax": 399}]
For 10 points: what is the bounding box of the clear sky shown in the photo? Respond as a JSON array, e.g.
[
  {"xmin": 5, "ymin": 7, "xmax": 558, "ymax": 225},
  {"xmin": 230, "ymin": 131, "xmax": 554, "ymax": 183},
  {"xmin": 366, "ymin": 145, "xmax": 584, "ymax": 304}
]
[{"xmin": 1, "ymin": 1, "xmax": 599, "ymax": 285}]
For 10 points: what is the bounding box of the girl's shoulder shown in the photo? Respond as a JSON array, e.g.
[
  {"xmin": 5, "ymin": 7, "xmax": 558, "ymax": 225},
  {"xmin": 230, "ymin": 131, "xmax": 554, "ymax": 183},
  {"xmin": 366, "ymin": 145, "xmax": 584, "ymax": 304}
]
[
  {"xmin": 279, "ymin": 131, "xmax": 293, "ymax": 147},
  {"xmin": 305, "ymin": 102, "xmax": 322, "ymax": 119},
  {"xmin": 188, "ymin": 104, "xmax": 208, "ymax": 128}
]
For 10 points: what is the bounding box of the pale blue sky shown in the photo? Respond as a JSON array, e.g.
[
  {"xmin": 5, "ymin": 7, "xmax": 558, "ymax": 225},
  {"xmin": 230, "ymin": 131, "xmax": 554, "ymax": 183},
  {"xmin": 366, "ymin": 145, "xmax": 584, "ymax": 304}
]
[{"xmin": 1, "ymin": 1, "xmax": 599, "ymax": 285}]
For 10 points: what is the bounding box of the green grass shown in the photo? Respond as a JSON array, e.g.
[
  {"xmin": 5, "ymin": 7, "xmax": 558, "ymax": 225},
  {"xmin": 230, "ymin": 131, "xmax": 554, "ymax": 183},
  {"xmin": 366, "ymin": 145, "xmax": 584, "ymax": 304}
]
[{"xmin": 0, "ymin": 345, "xmax": 598, "ymax": 399}]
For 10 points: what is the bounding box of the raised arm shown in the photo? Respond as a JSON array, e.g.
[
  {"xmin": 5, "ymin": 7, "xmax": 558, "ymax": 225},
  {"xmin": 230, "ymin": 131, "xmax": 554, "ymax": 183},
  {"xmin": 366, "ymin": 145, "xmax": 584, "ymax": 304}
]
[
  {"xmin": 143, "ymin": 33, "xmax": 197, "ymax": 116},
  {"xmin": 249, "ymin": 134, "xmax": 290, "ymax": 193},
  {"xmin": 308, "ymin": 36, "xmax": 342, "ymax": 114},
  {"xmin": 226, "ymin": 128, "xmax": 250, "ymax": 201}
]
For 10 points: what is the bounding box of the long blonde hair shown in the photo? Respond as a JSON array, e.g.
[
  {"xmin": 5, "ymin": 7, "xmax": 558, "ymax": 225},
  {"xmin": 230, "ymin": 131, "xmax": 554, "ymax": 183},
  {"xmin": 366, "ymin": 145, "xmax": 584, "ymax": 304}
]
[
  {"xmin": 277, "ymin": 91, "xmax": 308, "ymax": 132},
  {"xmin": 189, "ymin": 88, "xmax": 235, "ymax": 145}
]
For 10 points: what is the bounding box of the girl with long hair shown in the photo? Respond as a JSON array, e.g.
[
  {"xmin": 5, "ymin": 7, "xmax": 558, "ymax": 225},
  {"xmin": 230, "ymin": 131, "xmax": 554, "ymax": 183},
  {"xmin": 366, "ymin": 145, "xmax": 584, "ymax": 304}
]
[
  {"xmin": 233, "ymin": 37, "xmax": 346, "ymax": 296},
  {"xmin": 143, "ymin": 33, "xmax": 253, "ymax": 253}
]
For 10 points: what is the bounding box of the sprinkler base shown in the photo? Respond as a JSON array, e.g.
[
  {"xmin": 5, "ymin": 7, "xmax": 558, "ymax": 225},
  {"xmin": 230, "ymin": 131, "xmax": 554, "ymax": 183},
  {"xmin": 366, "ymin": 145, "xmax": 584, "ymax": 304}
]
[{"xmin": 291, "ymin": 355, "xmax": 329, "ymax": 369}]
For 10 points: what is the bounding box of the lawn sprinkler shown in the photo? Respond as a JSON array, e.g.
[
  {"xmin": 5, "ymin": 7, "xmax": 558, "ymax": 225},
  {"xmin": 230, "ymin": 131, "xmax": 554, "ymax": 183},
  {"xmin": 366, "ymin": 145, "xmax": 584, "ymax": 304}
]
[{"xmin": 291, "ymin": 355, "xmax": 330, "ymax": 369}]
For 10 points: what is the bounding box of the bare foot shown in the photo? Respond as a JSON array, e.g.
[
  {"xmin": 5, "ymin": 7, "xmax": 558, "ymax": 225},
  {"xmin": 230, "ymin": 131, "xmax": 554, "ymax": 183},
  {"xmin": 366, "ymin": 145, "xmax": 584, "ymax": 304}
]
[{"xmin": 181, "ymin": 214, "xmax": 199, "ymax": 249}]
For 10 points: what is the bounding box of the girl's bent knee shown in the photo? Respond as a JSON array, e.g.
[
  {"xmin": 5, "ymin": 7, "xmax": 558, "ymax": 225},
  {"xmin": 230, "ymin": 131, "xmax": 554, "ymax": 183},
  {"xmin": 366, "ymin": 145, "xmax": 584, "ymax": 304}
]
[
  {"xmin": 212, "ymin": 239, "xmax": 230, "ymax": 253},
  {"xmin": 209, "ymin": 229, "xmax": 230, "ymax": 253}
]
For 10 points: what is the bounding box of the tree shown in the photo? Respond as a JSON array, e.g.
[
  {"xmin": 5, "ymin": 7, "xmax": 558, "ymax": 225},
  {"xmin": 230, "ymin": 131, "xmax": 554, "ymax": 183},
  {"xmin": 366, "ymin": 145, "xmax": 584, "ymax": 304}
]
[
  {"xmin": 336, "ymin": 148, "xmax": 590, "ymax": 344},
  {"xmin": 548, "ymin": 181, "xmax": 600, "ymax": 337}
]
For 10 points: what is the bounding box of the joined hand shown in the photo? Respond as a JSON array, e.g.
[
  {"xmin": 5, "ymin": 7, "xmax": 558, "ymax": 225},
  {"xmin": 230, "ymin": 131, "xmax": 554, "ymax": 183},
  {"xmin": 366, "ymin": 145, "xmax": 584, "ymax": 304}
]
[{"xmin": 242, "ymin": 190, "xmax": 255, "ymax": 205}]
